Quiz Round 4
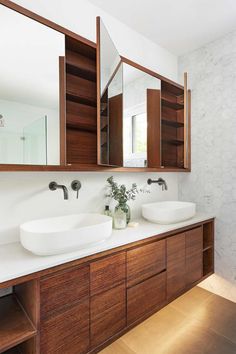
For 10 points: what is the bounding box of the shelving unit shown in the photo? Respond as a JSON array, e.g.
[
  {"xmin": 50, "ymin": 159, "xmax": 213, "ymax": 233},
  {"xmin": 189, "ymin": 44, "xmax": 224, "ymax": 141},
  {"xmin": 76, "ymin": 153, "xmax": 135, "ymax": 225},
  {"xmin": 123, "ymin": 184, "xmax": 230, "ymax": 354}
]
[
  {"xmin": 161, "ymin": 80, "xmax": 185, "ymax": 168},
  {"xmin": 0, "ymin": 295, "xmax": 36, "ymax": 353},
  {"xmin": 202, "ymin": 222, "xmax": 214, "ymax": 276},
  {"xmin": 0, "ymin": 280, "xmax": 39, "ymax": 354},
  {"xmin": 65, "ymin": 36, "xmax": 97, "ymax": 165}
]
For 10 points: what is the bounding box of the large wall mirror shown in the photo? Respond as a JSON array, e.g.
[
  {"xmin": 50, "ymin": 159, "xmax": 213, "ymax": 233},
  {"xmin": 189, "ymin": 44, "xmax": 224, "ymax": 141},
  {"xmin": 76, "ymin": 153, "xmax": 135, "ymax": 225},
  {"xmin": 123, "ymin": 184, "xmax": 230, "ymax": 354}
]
[{"xmin": 0, "ymin": 5, "xmax": 65, "ymax": 165}]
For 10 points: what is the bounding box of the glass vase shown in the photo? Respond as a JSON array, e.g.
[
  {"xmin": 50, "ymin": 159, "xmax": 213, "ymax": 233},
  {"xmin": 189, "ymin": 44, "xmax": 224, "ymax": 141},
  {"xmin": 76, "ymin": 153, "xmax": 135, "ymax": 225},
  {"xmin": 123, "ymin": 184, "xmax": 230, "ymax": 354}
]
[{"xmin": 115, "ymin": 202, "xmax": 131, "ymax": 225}]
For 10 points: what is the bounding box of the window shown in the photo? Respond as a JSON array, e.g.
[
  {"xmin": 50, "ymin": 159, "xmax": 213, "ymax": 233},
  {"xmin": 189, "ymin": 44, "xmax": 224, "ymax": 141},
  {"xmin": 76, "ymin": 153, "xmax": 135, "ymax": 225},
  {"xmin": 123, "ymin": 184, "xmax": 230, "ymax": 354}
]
[{"xmin": 132, "ymin": 113, "xmax": 147, "ymax": 154}]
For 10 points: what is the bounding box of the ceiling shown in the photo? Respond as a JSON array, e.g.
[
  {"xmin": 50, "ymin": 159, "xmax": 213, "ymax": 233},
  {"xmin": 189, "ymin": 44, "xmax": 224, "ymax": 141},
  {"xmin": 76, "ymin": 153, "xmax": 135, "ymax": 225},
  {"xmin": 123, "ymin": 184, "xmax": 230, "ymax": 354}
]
[{"xmin": 89, "ymin": 0, "xmax": 236, "ymax": 55}]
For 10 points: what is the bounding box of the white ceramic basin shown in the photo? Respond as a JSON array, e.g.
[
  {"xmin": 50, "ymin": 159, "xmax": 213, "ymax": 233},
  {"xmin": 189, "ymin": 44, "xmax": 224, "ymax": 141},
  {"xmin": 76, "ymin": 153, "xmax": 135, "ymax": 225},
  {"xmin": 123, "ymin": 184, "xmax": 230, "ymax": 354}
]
[
  {"xmin": 20, "ymin": 213, "xmax": 112, "ymax": 256},
  {"xmin": 142, "ymin": 201, "xmax": 196, "ymax": 224}
]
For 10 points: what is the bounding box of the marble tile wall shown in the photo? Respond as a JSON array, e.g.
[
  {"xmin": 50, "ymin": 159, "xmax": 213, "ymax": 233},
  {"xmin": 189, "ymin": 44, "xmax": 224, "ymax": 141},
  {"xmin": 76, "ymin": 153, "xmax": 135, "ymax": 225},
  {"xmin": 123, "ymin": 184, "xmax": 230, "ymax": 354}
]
[{"xmin": 178, "ymin": 30, "xmax": 236, "ymax": 302}]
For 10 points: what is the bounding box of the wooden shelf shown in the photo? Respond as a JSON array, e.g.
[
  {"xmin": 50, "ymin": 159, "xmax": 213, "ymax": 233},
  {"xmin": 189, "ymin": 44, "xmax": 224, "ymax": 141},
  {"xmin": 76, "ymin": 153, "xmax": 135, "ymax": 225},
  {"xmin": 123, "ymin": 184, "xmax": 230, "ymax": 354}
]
[
  {"xmin": 162, "ymin": 98, "xmax": 184, "ymax": 110},
  {"xmin": 66, "ymin": 113, "xmax": 96, "ymax": 132},
  {"xmin": 0, "ymin": 295, "xmax": 36, "ymax": 353},
  {"xmin": 66, "ymin": 93, "xmax": 96, "ymax": 107},
  {"xmin": 162, "ymin": 119, "xmax": 184, "ymax": 128},
  {"xmin": 162, "ymin": 138, "xmax": 184, "ymax": 146},
  {"xmin": 66, "ymin": 50, "xmax": 96, "ymax": 82}
]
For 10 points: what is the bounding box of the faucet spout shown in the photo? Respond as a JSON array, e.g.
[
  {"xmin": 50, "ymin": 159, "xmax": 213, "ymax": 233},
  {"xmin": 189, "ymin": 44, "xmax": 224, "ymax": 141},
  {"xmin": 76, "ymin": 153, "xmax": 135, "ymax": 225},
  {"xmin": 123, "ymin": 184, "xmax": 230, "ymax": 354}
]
[
  {"xmin": 49, "ymin": 182, "xmax": 69, "ymax": 200},
  {"xmin": 147, "ymin": 178, "xmax": 168, "ymax": 191}
]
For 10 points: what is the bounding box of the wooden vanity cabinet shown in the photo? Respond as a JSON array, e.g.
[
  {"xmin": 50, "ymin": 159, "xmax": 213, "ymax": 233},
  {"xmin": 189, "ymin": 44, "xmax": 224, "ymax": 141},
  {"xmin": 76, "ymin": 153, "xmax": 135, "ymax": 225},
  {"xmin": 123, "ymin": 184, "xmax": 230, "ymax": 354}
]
[
  {"xmin": 40, "ymin": 266, "xmax": 90, "ymax": 354},
  {"xmin": 0, "ymin": 219, "xmax": 214, "ymax": 354},
  {"xmin": 167, "ymin": 226, "xmax": 204, "ymax": 300},
  {"xmin": 167, "ymin": 233, "xmax": 186, "ymax": 300},
  {"xmin": 90, "ymin": 252, "xmax": 126, "ymax": 348},
  {"xmin": 185, "ymin": 227, "xmax": 203, "ymax": 285},
  {"xmin": 127, "ymin": 240, "xmax": 166, "ymax": 287},
  {"xmin": 127, "ymin": 272, "xmax": 166, "ymax": 325}
]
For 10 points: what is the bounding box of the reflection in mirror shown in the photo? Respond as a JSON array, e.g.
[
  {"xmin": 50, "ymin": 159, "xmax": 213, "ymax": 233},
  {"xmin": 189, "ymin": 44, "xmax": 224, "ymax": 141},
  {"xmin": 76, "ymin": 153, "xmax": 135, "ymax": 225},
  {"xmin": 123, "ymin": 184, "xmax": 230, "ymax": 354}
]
[
  {"xmin": 100, "ymin": 63, "xmax": 123, "ymax": 165},
  {"xmin": 99, "ymin": 19, "xmax": 121, "ymax": 96},
  {"xmin": 123, "ymin": 64, "xmax": 161, "ymax": 167},
  {"xmin": 0, "ymin": 5, "xmax": 65, "ymax": 165}
]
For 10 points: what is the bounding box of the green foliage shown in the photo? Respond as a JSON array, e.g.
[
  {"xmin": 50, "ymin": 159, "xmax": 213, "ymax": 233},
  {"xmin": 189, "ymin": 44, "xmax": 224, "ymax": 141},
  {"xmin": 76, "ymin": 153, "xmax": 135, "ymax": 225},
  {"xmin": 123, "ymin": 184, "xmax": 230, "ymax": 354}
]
[{"xmin": 106, "ymin": 176, "xmax": 138, "ymax": 204}]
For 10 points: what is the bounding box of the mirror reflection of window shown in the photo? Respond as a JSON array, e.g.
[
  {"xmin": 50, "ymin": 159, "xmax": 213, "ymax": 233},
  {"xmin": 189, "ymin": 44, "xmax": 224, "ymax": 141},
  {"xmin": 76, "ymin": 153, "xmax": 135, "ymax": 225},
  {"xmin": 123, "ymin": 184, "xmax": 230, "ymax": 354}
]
[
  {"xmin": 0, "ymin": 5, "xmax": 65, "ymax": 165},
  {"xmin": 132, "ymin": 113, "xmax": 147, "ymax": 154},
  {"xmin": 123, "ymin": 63, "xmax": 160, "ymax": 168}
]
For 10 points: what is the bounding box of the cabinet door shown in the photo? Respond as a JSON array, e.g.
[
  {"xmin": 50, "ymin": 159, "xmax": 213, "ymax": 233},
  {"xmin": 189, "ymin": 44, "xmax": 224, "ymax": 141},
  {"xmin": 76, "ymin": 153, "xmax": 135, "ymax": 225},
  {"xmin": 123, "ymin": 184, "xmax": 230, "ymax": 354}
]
[
  {"xmin": 90, "ymin": 283, "xmax": 126, "ymax": 348},
  {"xmin": 186, "ymin": 227, "xmax": 203, "ymax": 285},
  {"xmin": 127, "ymin": 240, "xmax": 166, "ymax": 287},
  {"xmin": 40, "ymin": 265, "xmax": 89, "ymax": 319},
  {"xmin": 167, "ymin": 233, "xmax": 185, "ymax": 299},
  {"xmin": 90, "ymin": 252, "xmax": 126, "ymax": 296},
  {"xmin": 41, "ymin": 299, "xmax": 89, "ymax": 354},
  {"xmin": 127, "ymin": 272, "xmax": 166, "ymax": 325}
]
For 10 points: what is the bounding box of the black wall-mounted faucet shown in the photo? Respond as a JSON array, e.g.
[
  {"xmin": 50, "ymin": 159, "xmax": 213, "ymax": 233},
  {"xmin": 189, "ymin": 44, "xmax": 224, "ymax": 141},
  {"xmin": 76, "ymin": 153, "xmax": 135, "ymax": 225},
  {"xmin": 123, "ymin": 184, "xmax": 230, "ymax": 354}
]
[
  {"xmin": 49, "ymin": 182, "xmax": 69, "ymax": 200},
  {"xmin": 147, "ymin": 178, "xmax": 168, "ymax": 191}
]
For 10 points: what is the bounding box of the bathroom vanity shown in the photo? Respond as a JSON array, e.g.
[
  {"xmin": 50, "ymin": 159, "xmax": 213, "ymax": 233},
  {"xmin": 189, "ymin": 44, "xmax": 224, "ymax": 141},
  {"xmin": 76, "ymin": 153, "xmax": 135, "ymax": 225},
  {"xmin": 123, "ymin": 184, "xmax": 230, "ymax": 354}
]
[{"xmin": 0, "ymin": 216, "xmax": 214, "ymax": 354}]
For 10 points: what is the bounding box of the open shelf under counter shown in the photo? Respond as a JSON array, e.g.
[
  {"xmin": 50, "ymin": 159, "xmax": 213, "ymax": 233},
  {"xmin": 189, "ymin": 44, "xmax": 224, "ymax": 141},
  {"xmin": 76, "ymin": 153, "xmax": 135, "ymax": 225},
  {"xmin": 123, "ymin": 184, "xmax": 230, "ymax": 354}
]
[{"xmin": 0, "ymin": 295, "xmax": 36, "ymax": 353}]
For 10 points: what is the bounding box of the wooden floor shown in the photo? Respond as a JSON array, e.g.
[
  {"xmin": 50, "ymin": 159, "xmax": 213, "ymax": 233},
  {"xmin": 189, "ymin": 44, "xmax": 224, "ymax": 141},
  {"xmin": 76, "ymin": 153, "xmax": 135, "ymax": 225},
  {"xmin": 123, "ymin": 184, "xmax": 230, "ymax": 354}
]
[{"xmin": 100, "ymin": 286, "xmax": 236, "ymax": 354}]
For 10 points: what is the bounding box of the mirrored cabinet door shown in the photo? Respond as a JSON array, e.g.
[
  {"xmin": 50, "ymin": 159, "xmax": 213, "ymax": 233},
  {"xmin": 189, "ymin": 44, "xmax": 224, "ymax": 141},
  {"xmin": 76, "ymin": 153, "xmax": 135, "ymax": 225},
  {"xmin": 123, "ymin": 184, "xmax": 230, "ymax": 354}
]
[
  {"xmin": 0, "ymin": 5, "xmax": 65, "ymax": 165},
  {"xmin": 123, "ymin": 63, "xmax": 161, "ymax": 168}
]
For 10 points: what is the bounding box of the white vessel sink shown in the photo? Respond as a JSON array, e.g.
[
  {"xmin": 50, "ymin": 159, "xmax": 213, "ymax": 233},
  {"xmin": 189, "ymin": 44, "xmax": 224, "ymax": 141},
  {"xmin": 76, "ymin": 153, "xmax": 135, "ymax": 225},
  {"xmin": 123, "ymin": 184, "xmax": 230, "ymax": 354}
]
[
  {"xmin": 20, "ymin": 213, "xmax": 112, "ymax": 256},
  {"xmin": 142, "ymin": 201, "xmax": 196, "ymax": 224}
]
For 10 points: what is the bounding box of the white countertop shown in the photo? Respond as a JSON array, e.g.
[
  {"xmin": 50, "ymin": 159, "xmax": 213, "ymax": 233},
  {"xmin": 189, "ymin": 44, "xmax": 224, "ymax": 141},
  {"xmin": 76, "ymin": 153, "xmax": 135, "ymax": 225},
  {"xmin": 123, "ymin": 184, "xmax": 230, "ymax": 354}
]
[{"xmin": 0, "ymin": 213, "xmax": 214, "ymax": 284}]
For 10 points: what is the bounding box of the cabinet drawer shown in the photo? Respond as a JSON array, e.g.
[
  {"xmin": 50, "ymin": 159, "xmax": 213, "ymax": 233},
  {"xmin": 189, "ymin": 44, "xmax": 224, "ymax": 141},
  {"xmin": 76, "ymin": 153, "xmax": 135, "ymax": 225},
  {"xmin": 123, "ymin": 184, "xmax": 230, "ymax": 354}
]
[
  {"xmin": 41, "ymin": 299, "xmax": 89, "ymax": 354},
  {"xmin": 127, "ymin": 240, "xmax": 166, "ymax": 287},
  {"xmin": 91, "ymin": 283, "xmax": 126, "ymax": 348},
  {"xmin": 90, "ymin": 252, "xmax": 126, "ymax": 296},
  {"xmin": 186, "ymin": 227, "xmax": 203, "ymax": 285},
  {"xmin": 40, "ymin": 265, "xmax": 89, "ymax": 318},
  {"xmin": 127, "ymin": 272, "xmax": 166, "ymax": 325},
  {"xmin": 167, "ymin": 233, "xmax": 185, "ymax": 300}
]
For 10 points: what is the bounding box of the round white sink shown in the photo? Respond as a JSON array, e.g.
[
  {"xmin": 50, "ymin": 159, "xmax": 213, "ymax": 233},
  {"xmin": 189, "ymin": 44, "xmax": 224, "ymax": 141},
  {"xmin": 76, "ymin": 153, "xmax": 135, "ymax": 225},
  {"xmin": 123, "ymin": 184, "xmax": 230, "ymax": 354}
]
[
  {"xmin": 20, "ymin": 213, "xmax": 112, "ymax": 256},
  {"xmin": 142, "ymin": 201, "xmax": 196, "ymax": 224}
]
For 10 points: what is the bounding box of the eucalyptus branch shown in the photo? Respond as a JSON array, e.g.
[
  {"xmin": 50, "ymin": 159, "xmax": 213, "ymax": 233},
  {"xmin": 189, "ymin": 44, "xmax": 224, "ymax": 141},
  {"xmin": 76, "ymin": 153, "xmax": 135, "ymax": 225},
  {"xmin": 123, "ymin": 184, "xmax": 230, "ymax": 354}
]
[{"xmin": 106, "ymin": 176, "xmax": 138, "ymax": 204}]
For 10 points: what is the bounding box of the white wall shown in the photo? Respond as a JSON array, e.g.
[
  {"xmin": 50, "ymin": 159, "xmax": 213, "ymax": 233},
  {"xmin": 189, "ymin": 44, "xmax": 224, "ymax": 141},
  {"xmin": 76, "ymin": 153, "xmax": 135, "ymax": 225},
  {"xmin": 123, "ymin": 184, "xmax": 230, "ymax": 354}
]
[
  {"xmin": 0, "ymin": 0, "xmax": 179, "ymax": 246},
  {"xmin": 0, "ymin": 172, "xmax": 178, "ymax": 245},
  {"xmin": 13, "ymin": 0, "xmax": 177, "ymax": 81},
  {"xmin": 178, "ymin": 30, "xmax": 236, "ymax": 302}
]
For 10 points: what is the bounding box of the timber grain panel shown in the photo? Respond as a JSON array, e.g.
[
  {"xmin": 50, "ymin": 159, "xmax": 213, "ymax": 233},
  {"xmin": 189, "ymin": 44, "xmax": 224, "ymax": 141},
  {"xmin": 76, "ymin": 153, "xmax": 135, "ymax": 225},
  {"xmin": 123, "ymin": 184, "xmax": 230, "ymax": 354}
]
[
  {"xmin": 127, "ymin": 272, "xmax": 166, "ymax": 325},
  {"xmin": 40, "ymin": 299, "xmax": 89, "ymax": 354},
  {"xmin": 40, "ymin": 265, "xmax": 89, "ymax": 318},
  {"xmin": 167, "ymin": 233, "xmax": 186, "ymax": 299},
  {"xmin": 186, "ymin": 227, "xmax": 203, "ymax": 285},
  {"xmin": 127, "ymin": 240, "xmax": 166, "ymax": 287},
  {"xmin": 90, "ymin": 283, "xmax": 126, "ymax": 348},
  {"xmin": 90, "ymin": 252, "xmax": 126, "ymax": 296}
]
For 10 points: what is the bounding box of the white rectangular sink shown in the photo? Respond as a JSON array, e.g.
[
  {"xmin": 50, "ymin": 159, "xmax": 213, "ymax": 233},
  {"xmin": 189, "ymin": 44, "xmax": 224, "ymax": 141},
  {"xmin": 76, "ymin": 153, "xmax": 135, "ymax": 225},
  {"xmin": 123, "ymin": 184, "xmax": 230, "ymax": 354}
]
[
  {"xmin": 142, "ymin": 201, "xmax": 196, "ymax": 224},
  {"xmin": 20, "ymin": 213, "xmax": 112, "ymax": 256}
]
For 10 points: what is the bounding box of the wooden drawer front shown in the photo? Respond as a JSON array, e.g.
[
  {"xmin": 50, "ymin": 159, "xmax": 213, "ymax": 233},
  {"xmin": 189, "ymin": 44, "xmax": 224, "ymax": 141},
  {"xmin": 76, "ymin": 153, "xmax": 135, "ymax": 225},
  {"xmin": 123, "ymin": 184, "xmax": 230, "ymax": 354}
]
[
  {"xmin": 41, "ymin": 265, "xmax": 89, "ymax": 318},
  {"xmin": 41, "ymin": 299, "xmax": 89, "ymax": 354},
  {"xmin": 91, "ymin": 283, "xmax": 126, "ymax": 348},
  {"xmin": 186, "ymin": 227, "xmax": 203, "ymax": 285},
  {"xmin": 127, "ymin": 240, "xmax": 166, "ymax": 287},
  {"xmin": 127, "ymin": 272, "xmax": 166, "ymax": 325},
  {"xmin": 90, "ymin": 252, "xmax": 126, "ymax": 296},
  {"xmin": 167, "ymin": 233, "xmax": 186, "ymax": 300}
]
